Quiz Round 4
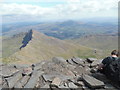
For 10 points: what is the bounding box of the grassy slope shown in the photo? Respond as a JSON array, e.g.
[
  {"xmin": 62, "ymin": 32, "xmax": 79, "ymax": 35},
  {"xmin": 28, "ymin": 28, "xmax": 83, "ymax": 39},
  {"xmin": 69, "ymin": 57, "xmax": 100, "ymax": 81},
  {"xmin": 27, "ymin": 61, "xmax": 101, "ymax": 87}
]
[
  {"xmin": 66, "ymin": 35, "xmax": 118, "ymax": 57},
  {"xmin": 2, "ymin": 31, "xmax": 101, "ymax": 64},
  {"xmin": 2, "ymin": 33, "xmax": 26, "ymax": 58}
]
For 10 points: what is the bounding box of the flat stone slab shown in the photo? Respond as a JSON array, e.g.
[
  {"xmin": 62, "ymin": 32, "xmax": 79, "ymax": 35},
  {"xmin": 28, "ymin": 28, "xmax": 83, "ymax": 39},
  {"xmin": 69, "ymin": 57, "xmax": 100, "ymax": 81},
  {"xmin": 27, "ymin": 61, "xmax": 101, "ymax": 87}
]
[
  {"xmin": 82, "ymin": 75, "xmax": 105, "ymax": 89},
  {"xmin": 71, "ymin": 58, "xmax": 85, "ymax": 67},
  {"xmin": 68, "ymin": 82, "xmax": 78, "ymax": 88},
  {"xmin": 14, "ymin": 76, "xmax": 30, "ymax": 88},
  {"xmin": 24, "ymin": 71, "xmax": 44, "ymax": 88},
  {"xmin": 42, "ymin": 75, "xmax": 55, "ymax": 82},
  {"xmin": 6, "ymin": 71, "xmax": 23, "ymax": 88},
  {"xmin": 0, "ymin": 67, "xmax": 19, "ymax": 78}
]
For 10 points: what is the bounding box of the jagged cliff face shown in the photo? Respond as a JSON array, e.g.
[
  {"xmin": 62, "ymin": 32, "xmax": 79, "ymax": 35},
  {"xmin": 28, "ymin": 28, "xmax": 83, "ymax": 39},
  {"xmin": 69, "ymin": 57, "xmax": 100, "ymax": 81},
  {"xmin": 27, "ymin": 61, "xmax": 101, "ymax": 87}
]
[
  {"xmin": 3, "ymin": 30, "xmax": 101, "ymax": 64},
  {"xmin": 20, "ymin": 30, "xmax": 33, "ymax": 49}
]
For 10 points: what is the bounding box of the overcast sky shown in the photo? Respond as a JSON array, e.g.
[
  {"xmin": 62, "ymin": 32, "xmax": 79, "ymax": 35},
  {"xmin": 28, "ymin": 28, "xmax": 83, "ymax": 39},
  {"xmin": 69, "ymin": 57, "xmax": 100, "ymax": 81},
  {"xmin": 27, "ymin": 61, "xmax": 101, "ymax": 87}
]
[{"xmin": 0, "ymin": 0, "xmax": 119, "ymax": 23}]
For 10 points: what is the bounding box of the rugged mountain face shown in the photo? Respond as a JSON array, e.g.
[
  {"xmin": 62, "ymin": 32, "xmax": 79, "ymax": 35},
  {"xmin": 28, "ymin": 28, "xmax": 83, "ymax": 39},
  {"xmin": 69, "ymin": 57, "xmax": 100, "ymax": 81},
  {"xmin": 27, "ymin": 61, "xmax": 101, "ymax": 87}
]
[{"xmin": 3, "ymin": 30, "xmax": 99, "ymax": 64}]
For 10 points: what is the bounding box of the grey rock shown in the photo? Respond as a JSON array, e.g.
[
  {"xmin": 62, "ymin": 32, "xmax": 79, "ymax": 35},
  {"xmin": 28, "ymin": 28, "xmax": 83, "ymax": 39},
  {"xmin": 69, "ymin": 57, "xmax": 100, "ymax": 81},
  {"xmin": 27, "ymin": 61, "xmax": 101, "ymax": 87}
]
[
  {"xmin": 68, "ymin": 82, "xmax": 78, "ymax": 88},
  {"xmin": 72, "ymin": 57, "xmax": 85, "ymax": 67},
  {"xmin": 34, "ymin": 61, "xmax": 45, "ymax": 71},
  {"xmin": 41, "ymin": 84, "xmax": 50, "ymax": 88},
  {"xmin": 74, "ymin": 66, "xmax": 85, "ymax": 75},
  {"xmin": 24, "ymin": 71, "xmax": 44, "ymax": 88},
  {"xmin": 75, "ymin": 81, "xmax": 85, "ymax": 87},
  {"xmin": 14, "ymin": 76, "xmax": 30, "ymax": 88},
  {"xmin": 6, "ymin": 71, "xmax": 22, "ymax": 88},
  {"xmin": 66, "ymin": 59, "xmax": 75, "ymax": 65},
  {"xmin": 86, "ymin": 58, "xmax": 97, "ymax": 63},
  {"xmin": 42, "ymin": 75, "xmax": 55, "ymax": 82},
  {"xmin": 0, "ymin": 66, "xmax": 19, "ymax": 78},
  {"xmin": 91, "ymin": 60, "xmax": 101, "ymax": 67},
  {"xmin": 82, "ymin": 75, "xmax": 105, "ymax": 89},
  {"xmin": 52, "ymin": 77, "xmax": 61, "ymax": 86}
]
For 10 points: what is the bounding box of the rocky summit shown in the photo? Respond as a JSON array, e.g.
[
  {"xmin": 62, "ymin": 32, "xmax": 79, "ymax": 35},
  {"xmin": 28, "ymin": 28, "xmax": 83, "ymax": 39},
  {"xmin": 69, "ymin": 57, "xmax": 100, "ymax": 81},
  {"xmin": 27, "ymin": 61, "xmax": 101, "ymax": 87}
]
[{"xmin": 0, "ymin": 57, "xmax": 119, "ymax": 89}]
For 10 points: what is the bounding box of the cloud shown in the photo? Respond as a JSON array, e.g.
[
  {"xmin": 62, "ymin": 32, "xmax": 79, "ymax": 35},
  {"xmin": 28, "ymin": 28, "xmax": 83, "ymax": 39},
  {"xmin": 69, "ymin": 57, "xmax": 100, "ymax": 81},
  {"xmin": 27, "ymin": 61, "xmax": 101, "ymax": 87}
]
[{"xmin": 1, "ymin": 0, "xmax": 119, "ymax": 23}]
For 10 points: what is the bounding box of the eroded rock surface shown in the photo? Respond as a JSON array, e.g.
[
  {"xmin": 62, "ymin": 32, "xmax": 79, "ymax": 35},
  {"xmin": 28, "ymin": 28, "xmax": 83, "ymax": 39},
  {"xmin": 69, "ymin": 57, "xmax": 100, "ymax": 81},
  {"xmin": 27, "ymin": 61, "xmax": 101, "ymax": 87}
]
[{"xmin": 0, "ymin": 57, "xmax": 120, "ymax": 89}]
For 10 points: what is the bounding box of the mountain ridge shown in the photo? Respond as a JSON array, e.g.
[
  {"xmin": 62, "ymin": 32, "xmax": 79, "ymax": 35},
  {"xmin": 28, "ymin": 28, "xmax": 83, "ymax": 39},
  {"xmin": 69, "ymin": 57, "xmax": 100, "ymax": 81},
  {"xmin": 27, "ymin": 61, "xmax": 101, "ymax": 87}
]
[{"xmin": 2, "ymin": 30, "xmax": 101, "ymax": 64}]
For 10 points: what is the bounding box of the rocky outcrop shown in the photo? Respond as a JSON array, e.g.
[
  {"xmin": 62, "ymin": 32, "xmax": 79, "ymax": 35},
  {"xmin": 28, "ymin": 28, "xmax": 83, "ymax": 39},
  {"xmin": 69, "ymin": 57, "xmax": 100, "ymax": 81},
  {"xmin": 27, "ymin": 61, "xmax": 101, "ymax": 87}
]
[
  {"xmin": 20, "ymin": 30, "xmax": 33, "ymax": 49},
  {"xmin": 0, "ymin": 57, "xmax": 119, "ymax": 89}
]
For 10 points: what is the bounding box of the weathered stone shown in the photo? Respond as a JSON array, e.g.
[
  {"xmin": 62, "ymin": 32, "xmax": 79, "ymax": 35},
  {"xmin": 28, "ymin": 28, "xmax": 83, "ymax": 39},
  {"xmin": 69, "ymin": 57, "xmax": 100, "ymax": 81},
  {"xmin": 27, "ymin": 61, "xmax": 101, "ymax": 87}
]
[
  {"xmin": 39, "ymin": 75, "xmax": 46, "ymax": 87},
  {"xmin": 42, "ymin": 75, "xmax": 55, "ymax": 82},
  {"xmin": 82, "ymin": 75, "xmax": 105, "ymax": 89},
  {"xmin": 91, "ymin": 60, "xmax": 101, "ymax": 67},
  {"xmin": 0, "ymin": 66, "xmax": 19, "ymax": 78},
  {"xmin": 41, "ymin": 84, "xmax": 50, "ymax": 88},
  {"xmin": 52, "ymin": 77, "xmax": 61, "ymax": 86},
  {"xmin": 72, "ymin": 57, "xmax": 85, "ymax": 67},
  {"xmin": 66, "ymin": 59, "xmax": 75, "ymax": 65},
  {"xmin": 66, "ymin": 64, "xmax": 76, "ymax": 71},
  {"xmin": 24, "ymin": 71, "xmax": 44, "ymax": 88},
  {"xmin": 14, "ymin": 76, "xmax": 30, "ymax": 88},
  {"xmin": 68, "ymin": 82, "xmax": 78, "ymax": 88},
  {"xmin": 74, "ymin": 66, "xmax": 85, "ymax": 75},
  {"xmin": 58, "ymin": 85, "xmax": 69, "ymax": 89},
  {"xmin": 75, "ymin": 81, "xmax": 85, "ymax": 87},
  {"xmin": 66, "ymin": 70, "xmax": 75, "ymax": 77},
  {"xmin": 6, "ymin": 71, "xmax": 22, "ymax": 88},
  {"xmin": 86, "ymin": 58, "xmax": 97, "ymax": 63},
  {"xmin": 34, "ymin": 61, "xmax": 45, "ymax": 71}
]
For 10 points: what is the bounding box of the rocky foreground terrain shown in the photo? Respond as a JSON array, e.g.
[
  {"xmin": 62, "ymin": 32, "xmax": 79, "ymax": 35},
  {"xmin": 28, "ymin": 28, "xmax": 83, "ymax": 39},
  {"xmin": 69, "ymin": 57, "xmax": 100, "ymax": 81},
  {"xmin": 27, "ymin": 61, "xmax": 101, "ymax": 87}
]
[{"xmin": 0, "ymin": 57, "xmax": 120, "ymax": 89}]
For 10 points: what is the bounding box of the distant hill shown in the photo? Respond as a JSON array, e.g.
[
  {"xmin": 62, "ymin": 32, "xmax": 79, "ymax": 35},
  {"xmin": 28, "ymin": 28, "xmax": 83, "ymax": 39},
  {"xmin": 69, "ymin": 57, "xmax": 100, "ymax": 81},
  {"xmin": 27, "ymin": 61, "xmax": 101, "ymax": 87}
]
[
  {"xmin": 2, "ymin": 20, "xmax": 117, "ymax": 39},
  {"xmin": 66, "ymin": 35, "xmax": 118, "ymax": 53},
  {"xmin": 2, "ymin": 30, "xmax": 103, "ymax": 64}
]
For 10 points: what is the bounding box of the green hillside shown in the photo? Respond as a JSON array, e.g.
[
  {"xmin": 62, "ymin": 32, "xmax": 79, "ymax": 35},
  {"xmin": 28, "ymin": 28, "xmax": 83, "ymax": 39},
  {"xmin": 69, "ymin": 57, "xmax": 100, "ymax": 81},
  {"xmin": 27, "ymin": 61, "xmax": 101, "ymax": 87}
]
[
  {"xmin": 2, "ymin": 33, "xmax": 26, "ymax": 58},
  {"xmin": 66, "ymin": 35, "xmax": 118, "ymax": 56},
  {"xmin": 2, "ymin": 30, "xmax": 102, "ymax": 64}
]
